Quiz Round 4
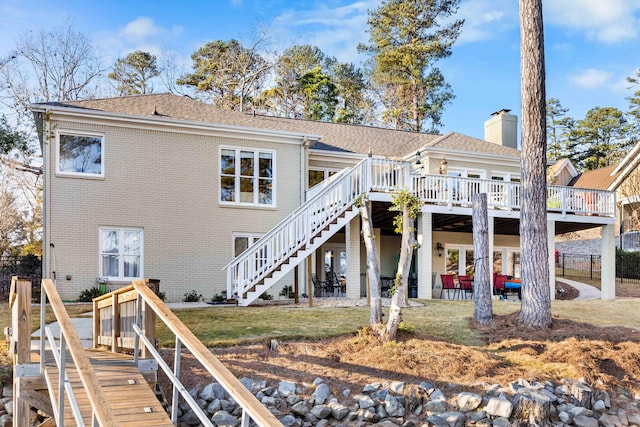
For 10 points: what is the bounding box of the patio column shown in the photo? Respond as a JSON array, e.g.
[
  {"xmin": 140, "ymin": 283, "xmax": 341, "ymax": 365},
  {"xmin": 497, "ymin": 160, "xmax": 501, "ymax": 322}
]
[
  {"xmin": 601, "ymin": 224, "xmax": 616, "ymax": 300},
  {"xmin": 345, "ymin": 214, "xmax": 361, "ymax": 299},
  {"xmin": 417, "ymin": 212, "xmax": 433, "ymax": 299},
  {"xmin": 501, "ymin": 249, "xmax": 508, "ymax": 275},
  {"xmin": 488, "ymin": 216, "xmax": 494, "ymax": 284},
  {"xmin": 548, "ymin": 219, "xmax": 556, "ymax": 300}
]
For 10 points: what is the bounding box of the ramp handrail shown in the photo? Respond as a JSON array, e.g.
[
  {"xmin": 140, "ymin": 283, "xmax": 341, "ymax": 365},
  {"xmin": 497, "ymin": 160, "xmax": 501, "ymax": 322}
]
[
  {"xmin": 129, "ymin": 280, "xmax": 282, "ymax": 426},
  {"xmin": 40, "ymin": 278, "xmax": 118, "ymax": 426}
]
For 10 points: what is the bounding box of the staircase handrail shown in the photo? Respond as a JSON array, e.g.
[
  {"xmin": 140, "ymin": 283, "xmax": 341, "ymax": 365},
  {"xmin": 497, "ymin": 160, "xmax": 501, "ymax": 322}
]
[
  {"xmin": 224, "ymin": 157, "xmax": 370, "ymax": 301},
  {"xmin": 131, "ymin": 281, "xmax": 282, "ymax": 426},
  {"xmin": 40, "ymin": 278, "xmax": 118, "ymax": 426},
  {"xmin": 222, "ymin": 157, "xmax": 369, "ymax": 272}
]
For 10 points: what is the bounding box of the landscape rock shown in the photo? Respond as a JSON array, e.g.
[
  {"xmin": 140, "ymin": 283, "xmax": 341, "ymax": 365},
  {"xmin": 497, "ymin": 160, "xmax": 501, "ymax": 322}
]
[
  {"xmin": 211, "ymin": 410, "xmax": 239, "ymax": 426},
  {"xmin": 279, "ymin": 381, "xmax": 298, "ymax": 397},
  {"xmin": 484, "ymin": 396, "xmax": 513, "ymax": 418},
  {"xmin": 312, "ymin": 383, "xmax": 331, "ymax": 405},
  {"xmin": 572, "ymin": 414, "xmax": 598, "ymax": 427},
  {"xmin": 290, "ymin": 401, "xmax": 310, "ymax": 417},
  {"xmin": 280, "ymin": 414, "xmax": 302, "ymax": 427},
  {"xmin": 310, "ymin": 405, "xmax": 332, "ymax": 419},
  {"xmin": 456, "ymin": 392, "xmax": 482, "ymax": 412},
  {"xmin": 92, "ymin": 373, "xmax": 640, "ymax": 427}
]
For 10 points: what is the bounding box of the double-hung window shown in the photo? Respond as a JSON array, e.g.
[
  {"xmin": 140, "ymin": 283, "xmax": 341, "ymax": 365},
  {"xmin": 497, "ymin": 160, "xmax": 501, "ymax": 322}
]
[
  {"xmin": 100, "ymin": 228, "xmax": 143, "ymax": 280},
  {"xmin": 56, "ymin": 131, "xmax": 104, "ymax": 177},
  {"xmin": 220, "ymin": 147, "xmax": 275, "ymax": 206}
]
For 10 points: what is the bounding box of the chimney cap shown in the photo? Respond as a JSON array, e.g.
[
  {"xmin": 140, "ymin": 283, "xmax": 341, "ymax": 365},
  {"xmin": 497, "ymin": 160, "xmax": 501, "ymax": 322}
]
[{"xmin": 491, "ymin": 109, "xmax": 511, "ymax": 116}]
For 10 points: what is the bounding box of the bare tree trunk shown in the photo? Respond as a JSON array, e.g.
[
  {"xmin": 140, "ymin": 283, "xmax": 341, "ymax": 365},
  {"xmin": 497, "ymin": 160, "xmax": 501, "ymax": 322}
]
[
  {"xmin": 386, "ymin": 203, "xmax": 416, "ymax": 340},
  {"xmin": 472, "ymin": 193, "xmax": 492, "ymax": 326},
  {"xmin": 359, "ymin": 200, "xmax": 382, "ymax": 325},
  {"xmin": 519, "ymin": 0, "xmax": 552, "ymax": 328}
]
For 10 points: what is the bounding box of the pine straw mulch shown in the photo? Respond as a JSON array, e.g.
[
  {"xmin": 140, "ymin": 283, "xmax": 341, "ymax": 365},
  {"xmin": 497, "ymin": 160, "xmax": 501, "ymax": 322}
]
[
  {"xmin": 165, "ymin": 314, "xmax": 640, "ymax": 404},
  {"xmin": 160, "ymin": 283, "xmax": 640, "ymax": 404}
]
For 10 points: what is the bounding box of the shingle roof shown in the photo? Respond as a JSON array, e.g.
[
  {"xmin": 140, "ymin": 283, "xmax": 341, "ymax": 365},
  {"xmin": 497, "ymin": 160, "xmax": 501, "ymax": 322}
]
[
  {"xmin": 36, "ymin": 93, "xmax": 521, "ymax": 159},
  {"xmin": 569, "ymin": 165, "xmax": 620, "ymax": 190}
]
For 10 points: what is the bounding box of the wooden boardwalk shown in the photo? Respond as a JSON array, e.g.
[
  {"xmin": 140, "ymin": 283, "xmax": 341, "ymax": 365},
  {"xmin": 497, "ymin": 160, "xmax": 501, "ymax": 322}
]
[{"xmin": 44, "ymin": 349, "xmax": 173, "ymax": 426}]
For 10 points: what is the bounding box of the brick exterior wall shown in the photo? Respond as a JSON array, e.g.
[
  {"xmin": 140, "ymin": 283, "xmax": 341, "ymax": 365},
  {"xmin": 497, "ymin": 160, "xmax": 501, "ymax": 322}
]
[{"xmin": 45, "ymin": 117, "xmax": 303, "ymax": 301}]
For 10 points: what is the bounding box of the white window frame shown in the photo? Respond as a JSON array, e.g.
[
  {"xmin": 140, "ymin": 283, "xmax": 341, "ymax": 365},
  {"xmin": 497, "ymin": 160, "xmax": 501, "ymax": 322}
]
[
  {"xmin": 232, "ymin": 232, "xmax": 264, "ymax": 257},
  {"xmin": 447, "ymin": 168, "xmax": 486, "ymax": 179},
  {"xmin": 99, "ymin": 227, "xmax": 144, "ymax": 280},
  {"xmin": 56, "ymin": 130, "xmax": 105, "ymax": 178},
  {"xmin": 491, "ymin": 171, "xmax": 521, "ymax": 182},
  {"xmin": 219, "ymin": 146, "xmax": 276, "ymax": 207},
  {"xmin": 308, "ymin": 167, "xmax": 342, "ymax": 188}
]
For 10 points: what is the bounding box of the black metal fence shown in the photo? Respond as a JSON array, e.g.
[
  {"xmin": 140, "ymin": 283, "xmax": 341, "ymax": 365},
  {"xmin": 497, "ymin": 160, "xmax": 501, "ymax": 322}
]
[
  {"xmin": 0, "ymin": 255, "xmax": 42, "ymax": 302},
  {"xmin": 555, "ymin": 251, "xmax": 640, "ymax": 285}
]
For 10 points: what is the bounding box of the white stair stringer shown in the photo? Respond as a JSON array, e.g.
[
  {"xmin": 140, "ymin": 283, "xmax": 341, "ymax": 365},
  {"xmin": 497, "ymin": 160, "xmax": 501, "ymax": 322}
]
[{"xmin": 239, "ymin": 205, "xmax": 359, "ymax": 306}]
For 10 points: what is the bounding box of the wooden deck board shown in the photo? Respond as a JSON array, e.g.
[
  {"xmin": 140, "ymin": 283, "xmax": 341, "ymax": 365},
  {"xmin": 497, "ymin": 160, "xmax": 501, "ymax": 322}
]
[{"xmin": 44, "ymin": 349, "xmax": 172, "ymax": 426}]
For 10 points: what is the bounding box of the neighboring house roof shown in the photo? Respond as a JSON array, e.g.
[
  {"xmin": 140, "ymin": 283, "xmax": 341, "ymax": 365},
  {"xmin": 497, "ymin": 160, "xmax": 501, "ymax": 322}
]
[
  {"xmin": 569, "ymin": 165, "xmax": 620, "ymax": 190},
  {"xmin": 33, "ymin": 93, "xmax": 522, "ymax": 159},
  {"xmin": 568, "ymin": 141, "xmax": 640, "ymax": 192}
]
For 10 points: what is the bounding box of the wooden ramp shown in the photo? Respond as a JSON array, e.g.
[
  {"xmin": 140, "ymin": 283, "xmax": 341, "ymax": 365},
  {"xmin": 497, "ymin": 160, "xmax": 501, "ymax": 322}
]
[
  {"xmin": 10, "ymin": 278, "xmax": 282, "ymax": 427},
  {"xmin": 44, "ymin": 349, "xmax": 172, "ymax": 426}
]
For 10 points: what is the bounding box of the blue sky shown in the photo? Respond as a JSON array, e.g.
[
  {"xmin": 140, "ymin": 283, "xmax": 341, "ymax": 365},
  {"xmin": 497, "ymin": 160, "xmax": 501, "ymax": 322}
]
[{"xmin": 1, "ymin": 0, "xmax": 639, "ymax": 140}]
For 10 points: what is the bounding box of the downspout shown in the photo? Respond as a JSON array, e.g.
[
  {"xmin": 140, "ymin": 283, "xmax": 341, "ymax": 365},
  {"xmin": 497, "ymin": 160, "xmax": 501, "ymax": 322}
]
[
  {"xmin": 42, "ymin": 110, "xmax": 52, "ymax": 281},
  {"xmin": 301, "ymin": 137, "xmax": 309, "ymax": 203}
]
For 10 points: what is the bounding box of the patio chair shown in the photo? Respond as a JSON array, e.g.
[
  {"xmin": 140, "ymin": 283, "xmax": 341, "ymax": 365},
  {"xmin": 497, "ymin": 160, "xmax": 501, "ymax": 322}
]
[
  {"xmin": 494, "ymin": 274, "xmax": 507, "ymax": 300},
  {"xmin": 440, "ymin": 274, "xmax": 458, "ymax": 299},
  {"xmin": 312, "ymin": 274, "xmax": 326, "ymax": 297},
  {"xmin": 458, "ymin": 275, "xmax": 473, "ymax": 299}
]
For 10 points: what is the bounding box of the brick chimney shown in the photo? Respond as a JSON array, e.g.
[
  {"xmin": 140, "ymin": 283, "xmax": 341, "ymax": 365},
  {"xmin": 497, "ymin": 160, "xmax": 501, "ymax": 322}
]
[{"xmin": 484, "ymin": 109, "xmax": 518, "ymax": 150}]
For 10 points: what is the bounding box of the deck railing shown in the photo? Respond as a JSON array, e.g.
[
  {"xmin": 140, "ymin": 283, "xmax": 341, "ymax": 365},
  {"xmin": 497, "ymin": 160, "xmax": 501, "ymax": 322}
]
[
  {"xmin": 128, "ymin": 281, "xmax": 282, "ymax": 426},
  {"xmin": 413, "ymin": 174, "xmax": 615, "ymax": 216},
  {"xmin": 224, "ymin": 158, "xmax": 615, "ymax": 303},
  {"xmin": 93, "ymin": 279, "xmax": 159, "ymax": 356}
]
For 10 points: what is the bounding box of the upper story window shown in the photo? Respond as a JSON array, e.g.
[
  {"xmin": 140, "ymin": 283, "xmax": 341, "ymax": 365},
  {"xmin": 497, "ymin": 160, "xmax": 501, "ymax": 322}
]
[
  {"xmin": 220, "ymin": 147, "xmax": 275, "ymax": 206},
  {"xmin": 56, "ymin": 131, "xmax": 104, "ymax": 177},
  {"xmin": 100, "ymin": 228, "xmax": 143, "ymax": 280}
]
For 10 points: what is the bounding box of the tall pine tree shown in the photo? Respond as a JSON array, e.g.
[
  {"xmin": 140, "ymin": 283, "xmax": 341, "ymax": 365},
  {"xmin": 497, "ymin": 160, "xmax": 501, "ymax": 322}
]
[{"xmin": 358, "ymin": 0, "xmax": 463, "ymax": 133}]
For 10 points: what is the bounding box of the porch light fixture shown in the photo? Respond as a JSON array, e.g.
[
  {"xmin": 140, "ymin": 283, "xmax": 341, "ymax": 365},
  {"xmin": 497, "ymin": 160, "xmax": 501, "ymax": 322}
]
[
  {"xmin": 439, "ymin": 158, "xmax": 448, "ymax": 175},
  {"xmin": 436, "ymin": 242, "xmax": 444, "ymax": 257},
  {"xmin": 415, "ymin": 151, "xmax": 421, "ymax": 165}
]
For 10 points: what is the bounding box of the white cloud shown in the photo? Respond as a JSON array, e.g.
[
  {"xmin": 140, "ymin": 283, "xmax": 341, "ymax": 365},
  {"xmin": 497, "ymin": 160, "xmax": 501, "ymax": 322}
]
[
  {"xmin": 568, "ymin": 68, "xmax": 612, "ymax": 89},
  {"xmin": 120, "ymin": 17, "xmax": 161, "ymax": 41},
  {"xmin": 545, "ymin": 0, "xmax": 640, "ymax": 44},
  {"xmin": 94, "ymin": 17, "xmax": 185, "ymax": 61},
  {"xmin": 456, "ymin": 0, "xmax": 518, "ymax": 44},
  {"xmin": 270, "ymin": 1, "xmax": 377, "ymax": 62}
]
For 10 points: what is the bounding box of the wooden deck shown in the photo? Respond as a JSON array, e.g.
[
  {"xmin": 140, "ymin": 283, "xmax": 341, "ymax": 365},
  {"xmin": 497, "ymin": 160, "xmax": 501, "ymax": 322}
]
[{"xmin": 44, "ymin": 349, "xmax": 172, "ymax": 426}]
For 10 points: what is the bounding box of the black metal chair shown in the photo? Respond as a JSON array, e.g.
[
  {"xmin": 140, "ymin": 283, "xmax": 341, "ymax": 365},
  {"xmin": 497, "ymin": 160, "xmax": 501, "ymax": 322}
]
[{"xmin": 311, "ymin": 274, "xmax": 326, "ymax": 297}]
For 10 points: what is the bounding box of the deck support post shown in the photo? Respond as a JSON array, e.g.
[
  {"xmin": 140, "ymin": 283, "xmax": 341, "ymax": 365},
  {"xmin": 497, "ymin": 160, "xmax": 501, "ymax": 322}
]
[
  {"xmin": 417, "ymin": 212, "xmax": 433, "ymax": 299},
  {"xmin": 548, "ymin": 220, "xmax": 556, "ymax": 300},
  {"xmin": 345, "ymin": 214, "xmax": 361, "ymax": 299},
  {"xmin": 11, "ymin": 277, "xmax": 32, "ymax": 427},
  {"xmin": 601, "ymin": 224, "xmax": 616, "ymax": 300}
]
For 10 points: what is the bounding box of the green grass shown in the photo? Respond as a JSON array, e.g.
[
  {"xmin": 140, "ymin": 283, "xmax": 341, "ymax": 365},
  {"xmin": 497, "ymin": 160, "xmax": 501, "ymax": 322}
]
[
  {"xmin": 3, "ymin": 299, "xmax": 640, "ymax": 350},
  {"xmin": 155, "ymin": 298, "xmax": 640, "ymax": 348},
  {"xmin": 0, "ymin": 302, "xmax": 93, "ymax": 333}
]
